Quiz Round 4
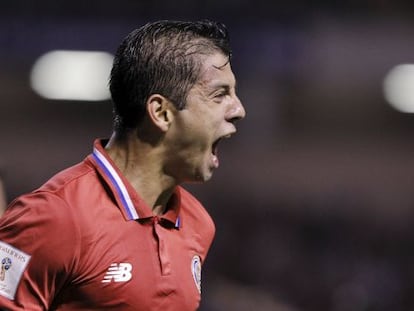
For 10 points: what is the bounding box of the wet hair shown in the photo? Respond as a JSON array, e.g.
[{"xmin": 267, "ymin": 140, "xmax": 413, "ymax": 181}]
[{"xmin": 109, "ymin": 19, "xmax": 231, "ymax": 133}]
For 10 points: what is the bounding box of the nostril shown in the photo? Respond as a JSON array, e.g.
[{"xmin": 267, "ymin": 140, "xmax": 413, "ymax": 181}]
[{"xmin": 229, "ymin": 115, "xmax": 243, "ymax": 124}]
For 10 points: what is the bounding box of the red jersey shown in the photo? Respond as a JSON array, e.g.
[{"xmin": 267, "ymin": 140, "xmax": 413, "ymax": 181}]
[{"xmin": 0, "ymin": 139, "xmax": 215, "ymax": 310}]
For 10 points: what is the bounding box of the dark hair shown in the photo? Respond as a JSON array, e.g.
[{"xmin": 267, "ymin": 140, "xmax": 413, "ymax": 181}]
[{"xmin": 109, "ymin": 19, "xmax": 231, "ymax": 133}]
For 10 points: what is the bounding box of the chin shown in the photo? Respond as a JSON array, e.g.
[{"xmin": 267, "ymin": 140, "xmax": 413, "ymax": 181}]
[
  {"xmin": 201, "ymin": 173, "xmax": 213, "ymax": 182},
  {"xmin": 186, "ymin": 170, "xmax": 214, "ymax": 184}
]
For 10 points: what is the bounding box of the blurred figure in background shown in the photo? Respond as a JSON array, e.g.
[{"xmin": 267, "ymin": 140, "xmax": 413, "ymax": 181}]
[{"xmin": 0, "ymin": 176, "xmax": 6, "ymax": 215}]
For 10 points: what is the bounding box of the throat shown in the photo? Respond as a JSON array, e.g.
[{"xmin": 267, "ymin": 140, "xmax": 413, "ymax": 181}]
[{"xmin": 152, "ymin": 204, "xmax": 166, "ymax": 216}]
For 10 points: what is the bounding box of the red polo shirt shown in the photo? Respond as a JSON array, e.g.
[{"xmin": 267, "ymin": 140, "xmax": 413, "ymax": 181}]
[{"xmin": 0, "ymin": 139, "xmax": 215, "ymax": 310}]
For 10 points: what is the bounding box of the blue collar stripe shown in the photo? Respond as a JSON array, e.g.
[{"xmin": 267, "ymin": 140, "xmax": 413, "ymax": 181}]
[
  {"xmin": 93, "ymin": 148, "xmax": 139, "ymax": 220},
  {"xmin": 175, "ymin": 216, "xmax": 180, "ymax": 228}
]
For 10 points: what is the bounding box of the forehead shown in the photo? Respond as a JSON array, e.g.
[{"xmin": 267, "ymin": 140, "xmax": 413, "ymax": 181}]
[{"xmin": 196, "ymin": 52, "xmax": 236, "ymax": 88}]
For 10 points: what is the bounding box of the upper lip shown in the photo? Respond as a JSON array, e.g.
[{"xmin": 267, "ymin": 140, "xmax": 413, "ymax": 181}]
[
  {"xmin": 216, "ymin": 131, "xmax": 236, "ymax": 144},
  {"xmin": 223, "ymin": 127, "xmax": 237, "ymax": 138},
  {"xmin": 223, "ymin": 132, "xmax": 234, "ymax": 139}
]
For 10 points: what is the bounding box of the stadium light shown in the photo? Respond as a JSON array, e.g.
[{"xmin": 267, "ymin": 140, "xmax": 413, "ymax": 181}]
[
  {"xmin": 30, "ymin": 50, "xmax": 114, "ymax": 101},
  {"xmin": 383, "ymin": 64, "xmax": 414, "ymax": 113}
]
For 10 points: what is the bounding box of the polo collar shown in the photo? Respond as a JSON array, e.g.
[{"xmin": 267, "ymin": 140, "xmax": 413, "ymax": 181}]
[{"xmin": 89, "ymin": 139, "xmax": 181, "ymax": 228}]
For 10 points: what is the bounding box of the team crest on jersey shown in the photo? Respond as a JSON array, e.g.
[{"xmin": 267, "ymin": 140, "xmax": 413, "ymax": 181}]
[
  {"xmin": 0, "ymin": 241, "xmax": 31, "ymax": 300},
  {"xmin": 191, "ymin": 255, "xmax": 202, "ymax": 294}
]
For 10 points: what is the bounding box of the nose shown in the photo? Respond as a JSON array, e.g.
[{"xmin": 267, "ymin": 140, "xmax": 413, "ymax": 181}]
[{"xmin": 226, "ymin": 95, "xmax": 246, "ymax": 123}]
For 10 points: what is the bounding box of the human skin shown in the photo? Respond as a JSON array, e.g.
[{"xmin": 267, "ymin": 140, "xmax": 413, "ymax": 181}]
[{"xmin": 105, "ymin": 51, "xmax": 246, "ymax": 215}]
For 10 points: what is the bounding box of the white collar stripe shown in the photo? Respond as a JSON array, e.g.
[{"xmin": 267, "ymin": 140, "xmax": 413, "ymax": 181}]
[{"xmin": 93, "ymin": 148, "xmax": 139, "ymax": 220}]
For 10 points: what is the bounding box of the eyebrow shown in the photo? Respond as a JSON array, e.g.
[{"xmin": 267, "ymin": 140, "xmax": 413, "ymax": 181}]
[{"xmin": 206, "ymin": 80, "xmax": 237, "ymax": 96}]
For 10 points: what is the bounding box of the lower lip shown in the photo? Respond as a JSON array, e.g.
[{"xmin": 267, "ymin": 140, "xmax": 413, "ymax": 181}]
[{"xmin": 212, "ymin": 154, "xmax": 219, "ymax": 168}]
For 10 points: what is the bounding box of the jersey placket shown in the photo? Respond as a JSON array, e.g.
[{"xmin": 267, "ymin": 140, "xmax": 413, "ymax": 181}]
[
  {"xmin": 151, "ymin": 215, "xmax": 178, "ymax": 301},
  {"xmin": 152, "ymin": 216, "xmax": 172, "ymax": 276}
]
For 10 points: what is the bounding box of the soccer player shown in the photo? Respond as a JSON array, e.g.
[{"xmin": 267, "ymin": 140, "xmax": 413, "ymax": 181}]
[{"xmin": 0, "ymin": 20, "xmax": 245, "ymax": 310}]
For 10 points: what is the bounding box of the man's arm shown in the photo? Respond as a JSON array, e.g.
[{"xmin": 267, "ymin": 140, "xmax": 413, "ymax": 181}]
[{"xmin": 0, "ymin": 192, "xmax": 79, "ymax": 310}]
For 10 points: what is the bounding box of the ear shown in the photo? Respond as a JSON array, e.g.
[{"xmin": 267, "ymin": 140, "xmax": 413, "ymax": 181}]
[{"xmin": 146, "ymin": 94, "xmax": 175, "ymax": 132}]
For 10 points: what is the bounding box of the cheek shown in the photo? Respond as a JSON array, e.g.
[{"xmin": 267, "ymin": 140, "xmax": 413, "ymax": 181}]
[
  {"xmin": 170, "ymin": 110, "xmax": 219, "ymax": 152},
  {"xmin": 169, "ymin": 131, "xmax": 208, "ymax": 161}
]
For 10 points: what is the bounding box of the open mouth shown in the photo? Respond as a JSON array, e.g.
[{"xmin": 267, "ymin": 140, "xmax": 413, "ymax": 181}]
[
  {"xmin": 210, "ymin": 133, "xmax": 234, "ymax": 168},
  {"xmin": 211, "ymin": 134, "xmax": 233, "ymax": 156}
]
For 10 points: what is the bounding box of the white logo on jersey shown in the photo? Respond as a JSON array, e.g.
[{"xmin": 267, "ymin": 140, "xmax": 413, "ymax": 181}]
[{"xmin": 102, "ymin": 263, "xmax": 132, "ymax": 283}]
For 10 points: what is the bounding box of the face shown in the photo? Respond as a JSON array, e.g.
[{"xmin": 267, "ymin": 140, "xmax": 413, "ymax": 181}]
[{"xmin": 164, "ymin": 52, "xmax": 246, "ymax": 183}]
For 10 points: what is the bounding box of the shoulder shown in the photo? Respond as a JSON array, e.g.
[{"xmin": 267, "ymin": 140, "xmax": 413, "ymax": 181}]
[
  {"xmin": 3, "ymin": 160, "xmax": 95, "ymax": 231},
  {"xmin": 0, "ymin": 161, "xmax": 93, "ymax": 265},
  {"xmin": 37, "ymin": 160, "xmax": 95, "ymax": 194},
  {"xmin": 2, "ymin": 190, "xmax": 80, "ymax": 259}
]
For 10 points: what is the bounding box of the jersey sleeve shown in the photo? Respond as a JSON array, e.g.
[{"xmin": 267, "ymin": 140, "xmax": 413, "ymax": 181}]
[{"xmin": 0, "ymin": 192, "xmax": 80, "ymax": 310}]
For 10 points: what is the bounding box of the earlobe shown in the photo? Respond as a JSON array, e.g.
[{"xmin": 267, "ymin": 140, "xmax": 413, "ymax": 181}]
[{"xmin": 147, "ymin": 94, "xmax": 174, "ymax": 132}]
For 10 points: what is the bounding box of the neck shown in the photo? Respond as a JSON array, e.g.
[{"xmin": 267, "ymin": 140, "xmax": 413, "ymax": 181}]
[{"xmin": 105, "ymin": 132, "xmax": 176, "ymax": 215}]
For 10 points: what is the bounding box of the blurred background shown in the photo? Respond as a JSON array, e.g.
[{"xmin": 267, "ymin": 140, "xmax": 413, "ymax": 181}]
[{"xmin": 2, "ymin": 1, "xmax": 414, "ymax": 310}]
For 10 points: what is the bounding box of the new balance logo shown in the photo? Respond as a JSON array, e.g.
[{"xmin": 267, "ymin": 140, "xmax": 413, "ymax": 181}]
[{"xmin": 102, "ymin": 263, "xmax": 133, "ymax": 283}]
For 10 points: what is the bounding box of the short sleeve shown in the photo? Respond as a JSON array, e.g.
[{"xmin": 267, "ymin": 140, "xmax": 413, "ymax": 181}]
[{"xmin": 0, "ymin": 192, "xmax": 80, "ymax": 310}]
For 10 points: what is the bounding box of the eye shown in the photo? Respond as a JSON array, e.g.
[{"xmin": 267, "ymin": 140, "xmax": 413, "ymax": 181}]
[{"xmin": 213, "ymin": 91, "xmax": 228, "ymax": 103}]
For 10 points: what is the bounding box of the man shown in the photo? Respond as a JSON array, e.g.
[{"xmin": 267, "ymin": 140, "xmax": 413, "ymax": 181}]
[{"xmin": 0, "ymin": 20, "xmax": 245, "ymax": 310}]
